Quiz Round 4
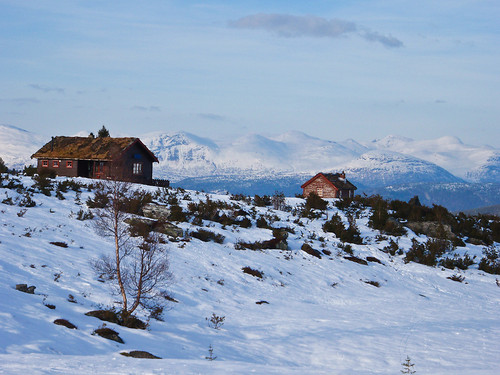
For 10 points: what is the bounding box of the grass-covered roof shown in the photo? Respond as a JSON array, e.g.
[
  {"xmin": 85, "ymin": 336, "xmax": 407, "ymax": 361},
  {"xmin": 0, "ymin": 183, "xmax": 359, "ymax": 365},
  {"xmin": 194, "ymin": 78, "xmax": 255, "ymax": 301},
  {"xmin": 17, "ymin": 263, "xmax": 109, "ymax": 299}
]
[{"xmin": 32, "ymin": 136, "xmax": 149, "ymax": 161}]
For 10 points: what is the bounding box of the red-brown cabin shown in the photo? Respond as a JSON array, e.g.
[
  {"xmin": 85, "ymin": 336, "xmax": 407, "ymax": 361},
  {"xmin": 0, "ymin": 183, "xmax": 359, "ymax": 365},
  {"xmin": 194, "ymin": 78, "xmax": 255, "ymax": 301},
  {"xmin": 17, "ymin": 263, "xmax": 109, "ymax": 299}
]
[
  {"xmin": 301, "ymin": 172, "xmax": 357, "ymax": 199},
  {"xmin": 31, "ymin": 136, "xmax": 159, "ymax": 184}
]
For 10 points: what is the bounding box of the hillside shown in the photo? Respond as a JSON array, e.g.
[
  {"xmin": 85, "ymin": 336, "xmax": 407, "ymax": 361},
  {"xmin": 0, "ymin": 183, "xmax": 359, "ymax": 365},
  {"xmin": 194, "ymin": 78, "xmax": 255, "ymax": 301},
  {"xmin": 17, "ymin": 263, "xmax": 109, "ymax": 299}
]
[{"xmin": 0, "ymin": 174, "xmax": 499, "ymax": 374}]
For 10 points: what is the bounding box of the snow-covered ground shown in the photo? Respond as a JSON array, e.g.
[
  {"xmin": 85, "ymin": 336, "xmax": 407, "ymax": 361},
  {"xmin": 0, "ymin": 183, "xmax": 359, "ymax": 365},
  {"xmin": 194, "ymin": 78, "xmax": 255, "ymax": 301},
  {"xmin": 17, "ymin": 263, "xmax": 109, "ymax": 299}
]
[{"xmin": 0, "ymin": 176, "xmax": 499, "ymax": 374}]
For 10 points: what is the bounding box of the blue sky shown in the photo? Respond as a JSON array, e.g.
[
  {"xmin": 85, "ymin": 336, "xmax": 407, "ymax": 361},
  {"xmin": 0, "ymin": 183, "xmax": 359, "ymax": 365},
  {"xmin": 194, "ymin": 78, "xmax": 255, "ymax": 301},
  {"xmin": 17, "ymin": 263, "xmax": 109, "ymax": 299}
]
[{"xmin": 1, "ymin": 0, "xmax": 499, "ymax": 146}]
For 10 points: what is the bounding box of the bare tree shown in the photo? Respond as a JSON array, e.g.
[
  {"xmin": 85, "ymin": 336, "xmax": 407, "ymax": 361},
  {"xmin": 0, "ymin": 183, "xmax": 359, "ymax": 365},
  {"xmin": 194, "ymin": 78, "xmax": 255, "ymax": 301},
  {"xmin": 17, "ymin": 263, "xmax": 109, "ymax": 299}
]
[{"xmin": 92, "ymin": 180, "xmax": 171, "ymax": 319}]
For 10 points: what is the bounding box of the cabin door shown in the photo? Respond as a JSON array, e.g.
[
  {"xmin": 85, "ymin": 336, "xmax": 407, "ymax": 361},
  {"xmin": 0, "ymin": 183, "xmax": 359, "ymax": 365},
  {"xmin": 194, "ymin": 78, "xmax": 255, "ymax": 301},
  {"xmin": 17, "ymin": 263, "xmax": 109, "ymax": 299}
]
[{"xmin": 94, "ymin": 162, "xmax": 105, "ymax": 179}]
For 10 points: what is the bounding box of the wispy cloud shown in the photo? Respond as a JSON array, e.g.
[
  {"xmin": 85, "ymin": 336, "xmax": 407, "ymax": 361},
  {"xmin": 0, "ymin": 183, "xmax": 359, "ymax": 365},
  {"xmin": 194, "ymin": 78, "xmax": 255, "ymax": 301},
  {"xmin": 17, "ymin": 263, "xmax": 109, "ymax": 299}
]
[
  {"xmin": 28, "ymin": 84, "xmax": 65, "ymax": 94},
  {"xmin": 197, "ymin": 113, "xmax": 226, "ymax": 122},
  {"xmin": 0, "ymin": 97, "xmax": 40, "ymax": 105},
  {"xmin": 131, "ymin": 105, "xmax": 161, "ymax": 112},
  {"xmin": 229, "ymin": 14, "xmax": 403, "ymax": 48}
]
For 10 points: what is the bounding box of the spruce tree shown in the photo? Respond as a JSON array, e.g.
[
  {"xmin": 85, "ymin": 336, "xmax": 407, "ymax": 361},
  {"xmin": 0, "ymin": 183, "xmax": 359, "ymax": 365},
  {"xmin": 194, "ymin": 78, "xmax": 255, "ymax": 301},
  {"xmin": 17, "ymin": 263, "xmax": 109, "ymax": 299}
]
[{"xmin": 97, "ymin": 125, "xmax": 110, "ymax": 137}]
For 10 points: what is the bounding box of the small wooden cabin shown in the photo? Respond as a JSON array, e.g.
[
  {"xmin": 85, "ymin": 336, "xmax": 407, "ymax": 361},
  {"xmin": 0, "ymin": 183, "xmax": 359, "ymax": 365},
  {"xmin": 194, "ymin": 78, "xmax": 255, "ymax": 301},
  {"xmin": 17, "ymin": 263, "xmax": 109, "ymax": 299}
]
[
  {"xmin": 301, "ymin": 172, "xmax": 357, "ymax": 199},
  {"xmin": 31, "ymin": 136, "xmax": 159, "ymax": 184}
]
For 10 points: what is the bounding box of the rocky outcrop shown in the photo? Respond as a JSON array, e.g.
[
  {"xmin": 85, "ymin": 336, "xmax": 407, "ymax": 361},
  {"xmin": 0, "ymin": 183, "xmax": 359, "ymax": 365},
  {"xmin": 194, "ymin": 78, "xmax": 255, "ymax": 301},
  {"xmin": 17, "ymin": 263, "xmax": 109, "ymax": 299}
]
[
  {"xmin": 405, "ymin": 221, "xmax": 455, "ymax": 239},
  {"xmin": 16, "ymin": 284, "xmax": 36, "ymax": 294},
  {"xmin": 142, "ymin": 203, "xmax": 171, "ymax": 221},
  {"xmin": 120, "ymin": 350, "xmax": 161, "ymax": 359}
]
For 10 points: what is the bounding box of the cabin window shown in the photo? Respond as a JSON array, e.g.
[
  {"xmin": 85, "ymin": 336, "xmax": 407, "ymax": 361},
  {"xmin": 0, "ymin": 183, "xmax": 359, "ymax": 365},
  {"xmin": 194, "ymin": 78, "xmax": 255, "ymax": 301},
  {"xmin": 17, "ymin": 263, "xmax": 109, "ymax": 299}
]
[
  {"xmin": 133, "ymin": 162, "xmax": 143, "ymax": 175},
  {"xmin": 52, "ymin": 160, "xmax": 59, "ymax": 168},
  {"xmin": 134, "ymin": 153, "xmax": 142, "ymax": 160},
  {"xmin": 42, "ymin": 160, "xmax": 49, "ymax": 168},
  {"xmin": 66, "ymin": 161, "xmax": 73, "ymax": 168}
]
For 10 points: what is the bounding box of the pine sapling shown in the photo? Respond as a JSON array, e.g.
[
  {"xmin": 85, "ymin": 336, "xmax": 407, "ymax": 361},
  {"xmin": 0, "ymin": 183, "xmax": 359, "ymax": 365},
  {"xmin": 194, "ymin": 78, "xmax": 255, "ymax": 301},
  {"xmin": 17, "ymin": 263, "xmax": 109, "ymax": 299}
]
[{"xmin": 401, "ymin": 355, "xmax": 416, "ymax": 374}]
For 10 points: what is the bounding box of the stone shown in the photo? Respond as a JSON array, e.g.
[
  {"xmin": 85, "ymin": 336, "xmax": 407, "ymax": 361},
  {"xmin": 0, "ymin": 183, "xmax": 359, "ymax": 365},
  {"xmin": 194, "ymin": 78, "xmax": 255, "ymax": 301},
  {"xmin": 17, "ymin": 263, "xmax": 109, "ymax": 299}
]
[
  {"xmin": 142, "ymin": 203, "xmax": 171, "ymax": 221},
  {"xmin": 92, "ymin": 327, "xmax": 124, "ymax": 344},
  {"xmin": 120, "ymin": 350, "xmax": 161, "ymax": 359},
  {"xmin": 16, "ymin": 284, "xmax": 36, "ymax": 294},
  {"xmin": 405, "ymin": 221, "xmax": 455, "ymax": 240}
]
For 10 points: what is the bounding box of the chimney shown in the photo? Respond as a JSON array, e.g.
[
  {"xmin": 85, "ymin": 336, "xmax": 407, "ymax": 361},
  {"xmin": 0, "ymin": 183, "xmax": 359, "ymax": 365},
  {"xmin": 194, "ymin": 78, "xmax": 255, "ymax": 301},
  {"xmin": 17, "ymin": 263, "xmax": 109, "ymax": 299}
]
[{"xmin": 340, "ymin": 171, "xmax": 346, "ymax": 180}]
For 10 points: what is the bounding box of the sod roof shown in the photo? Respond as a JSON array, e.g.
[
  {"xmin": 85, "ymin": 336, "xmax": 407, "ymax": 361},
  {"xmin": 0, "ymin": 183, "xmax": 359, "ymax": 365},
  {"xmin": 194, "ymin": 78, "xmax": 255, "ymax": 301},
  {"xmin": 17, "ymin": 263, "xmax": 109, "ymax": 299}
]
[{"xmin": 32, "ymin": 137, "xmax": 158, "ymax": 162}]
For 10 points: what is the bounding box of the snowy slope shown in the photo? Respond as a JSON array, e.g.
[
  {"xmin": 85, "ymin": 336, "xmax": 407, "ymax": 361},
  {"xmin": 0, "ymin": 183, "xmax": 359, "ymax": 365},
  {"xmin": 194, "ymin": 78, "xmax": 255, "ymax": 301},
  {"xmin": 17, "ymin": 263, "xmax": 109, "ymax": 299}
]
[
  {"xmin": 0, "ymin": 176, "xmax": 499, "ymax": 374},
  {"xmin": 0, "ymin": 124, "xmax": 46, "ymax": 169}
]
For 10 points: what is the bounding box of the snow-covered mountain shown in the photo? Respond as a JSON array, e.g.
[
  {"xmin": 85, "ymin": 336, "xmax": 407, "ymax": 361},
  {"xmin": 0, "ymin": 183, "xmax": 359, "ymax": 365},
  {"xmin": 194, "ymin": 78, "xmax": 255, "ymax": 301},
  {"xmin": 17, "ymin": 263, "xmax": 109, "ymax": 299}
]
[
  {"xmin": 141, "ymin": 131, "xmax": 360, "ymax": 179},
  {"xmin": 139, "ymin": 131, "xmax": 499, "ymax": 186},
  {"xmin": 342, "ymin": 150, "xmax": 463, "ymax": 187},
  {"xmin": 1, "ymin": 125, "xmax": 499, "ymax": 209},
  {"xmin": 0, "ymin": 124, "xmax": 46, "ymax": 169},
  {"xmin": 2, "ymin": 125, "xmax": 498, "ymax": 185},
  {"xmin": 367, "ymin": 135, "xmax": 498, "ymax": 182}
]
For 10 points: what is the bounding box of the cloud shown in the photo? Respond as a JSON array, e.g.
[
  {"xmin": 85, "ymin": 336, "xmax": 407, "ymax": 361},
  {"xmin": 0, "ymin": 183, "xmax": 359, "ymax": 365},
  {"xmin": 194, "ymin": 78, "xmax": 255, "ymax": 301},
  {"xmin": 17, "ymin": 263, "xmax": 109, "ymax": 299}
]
[
  {"xmin": 0, "ymin": 97, "xmax": 40, "ymax": 105},
  {"xmin": 131, "ymin": 105, "xmax": 161, "ymax": 112},
  {"xmin": 229, "ymin": 13, "xmax": 403, "ymax": 48},
  {"xmin": 197, "ymin": 113, "xmax": 226, "ymax": 122},
  {"xmin": 361, "ymin": 31, "xmax": 403, "ymax": 48},
  {"xmin": 435, "ymin": 99, "xmax": 447, "ymax": 104},
  {"xmin": 28, "ymin": 84, "xmax": 65, "ymax": 94}
]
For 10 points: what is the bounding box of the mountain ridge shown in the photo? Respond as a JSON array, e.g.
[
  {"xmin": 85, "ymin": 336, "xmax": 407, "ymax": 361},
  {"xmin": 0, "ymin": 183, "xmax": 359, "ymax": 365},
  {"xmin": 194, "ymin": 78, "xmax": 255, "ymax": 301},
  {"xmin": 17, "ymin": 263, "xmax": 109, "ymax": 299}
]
[{"xmin": 1, "ymin": 124, "xmax": 499, "ymax": 210}]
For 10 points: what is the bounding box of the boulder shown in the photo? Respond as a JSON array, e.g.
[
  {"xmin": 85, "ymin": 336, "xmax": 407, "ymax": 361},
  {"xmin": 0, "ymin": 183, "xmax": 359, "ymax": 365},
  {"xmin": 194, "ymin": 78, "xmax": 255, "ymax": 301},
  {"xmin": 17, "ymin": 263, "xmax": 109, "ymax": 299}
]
[
  {"xmin": 142, "ymin": 203, "xmax": 171, "ymax": 221},
  {"xmin": 405, "ymin": 221, "xmax": 455, "ymax": 239},
  {"xmin": 126, "ymin": 216, "xmax": 183, "ymax": 238},
  {"xmin": 16, "ymin": 284, "xmax": 36, "ymax": 294},
  {"xmin": 120, "ymin": 350, "xmax": 161, "ymax": 359},
  {"xmin": 155, "ymin": 221, "xmax": 183, "ymax": 238},
  {"xmin": 92, "ymin": 327, "xmax": 124, "ymax": 344},
  {"xmin": 53, "ymin": 319, "xmax": 77, "ymax": 329}
]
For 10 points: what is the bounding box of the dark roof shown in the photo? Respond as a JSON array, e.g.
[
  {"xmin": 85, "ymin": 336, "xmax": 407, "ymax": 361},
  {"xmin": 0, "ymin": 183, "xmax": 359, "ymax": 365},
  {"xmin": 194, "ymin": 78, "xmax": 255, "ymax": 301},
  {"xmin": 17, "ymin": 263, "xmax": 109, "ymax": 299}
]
[
  {"xmin": 301, "ymin": 172, "xmax": 357, "ymax": 190},
  {"xmin": 31, "ymin": 136, "xmax": 159, "ymax": 162}
]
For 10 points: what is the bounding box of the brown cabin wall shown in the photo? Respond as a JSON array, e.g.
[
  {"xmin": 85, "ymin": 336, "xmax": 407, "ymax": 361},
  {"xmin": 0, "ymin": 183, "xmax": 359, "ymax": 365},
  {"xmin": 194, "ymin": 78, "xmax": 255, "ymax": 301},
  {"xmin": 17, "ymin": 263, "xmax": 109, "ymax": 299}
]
[
  {"xmin": 303, "ymin": 176, "xmax": 338, "ymax": 198},
  {"xmin": 113, "ymin": 143, "xmax": 154, "ymax": 184},
  {"xmin": 37, "ymin": 159, "xmax": 79, "ymax": 178}
]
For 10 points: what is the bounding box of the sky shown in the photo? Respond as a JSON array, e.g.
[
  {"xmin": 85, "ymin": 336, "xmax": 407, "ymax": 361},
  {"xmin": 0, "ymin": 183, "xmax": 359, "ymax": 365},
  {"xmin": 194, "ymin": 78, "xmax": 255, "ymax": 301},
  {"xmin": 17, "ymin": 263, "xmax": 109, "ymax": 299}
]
[{"xmin": 0, "ymin": 0, "xmax": 499, "ymax": 146}]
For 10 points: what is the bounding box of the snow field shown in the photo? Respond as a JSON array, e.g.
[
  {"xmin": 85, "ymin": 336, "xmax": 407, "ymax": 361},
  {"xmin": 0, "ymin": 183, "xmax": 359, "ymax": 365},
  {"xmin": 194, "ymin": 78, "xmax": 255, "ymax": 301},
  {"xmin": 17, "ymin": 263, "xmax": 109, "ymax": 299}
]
[{"xmin": 0, "ymin": 176, "xmax": 499, "ymax": 374}]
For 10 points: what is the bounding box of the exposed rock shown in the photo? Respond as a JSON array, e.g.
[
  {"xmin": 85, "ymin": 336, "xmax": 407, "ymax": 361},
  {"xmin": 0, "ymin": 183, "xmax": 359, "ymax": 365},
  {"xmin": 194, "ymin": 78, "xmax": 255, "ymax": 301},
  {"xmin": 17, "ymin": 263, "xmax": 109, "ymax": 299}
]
[
  {"xmin": 85, "ymin": 310, "xmax": 147, "ymax": 329},
  {"xmin": 142, "ymin": 203, "xmax": 171, "ymax": 221},
  {"xmin": 261, "ymin": 237, "xmax": 288, "ymax": 250},
  {"xmin": 405, "ymin": 221, "xmax": 455, "ymax": 239},
  {"xmin": 92, "ymin": 327, "xmax": 124, "ymax": 344},
  {"xmin": 301, "ymin": 243, "xmax": 322, "ymax": 259},
  {"xmin": 120, "ymin": 350, "xmax": 161, "ymax": 359},
  {"xmin": 16, "ymin": 284, "xmax": 36, "ymax": 294},
  {"xmin": 154, "ymin": 221, "xmax": 183, "ymax": 238},
  {"xmin": 344, "ymin": 256, "xmax": 368, "ymax": 265},
  {"xmin": 126, "ymin": 216, "xmax": 183, "ymax": 238},
  {"xmin": 366, "ymin": 256, "xmax": 383, "ymax": 264},
  {"xmin": 54, "ymin": 319, "xmax": 77, "ymax": 329},
  {"xmin": 85, "ymin": 310, "xmax": 120, "ymax": 324},
  {"xmin": 465, "ymin": 237, "xmax": 484, "ymax": 245}
]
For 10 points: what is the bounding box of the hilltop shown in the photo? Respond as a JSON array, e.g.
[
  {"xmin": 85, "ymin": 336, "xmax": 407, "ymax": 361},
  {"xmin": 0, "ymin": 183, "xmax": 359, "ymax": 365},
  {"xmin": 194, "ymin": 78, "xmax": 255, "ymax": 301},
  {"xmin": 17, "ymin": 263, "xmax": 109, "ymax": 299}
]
[{"xmin": 0, "ymin": 173, "xmax": 499, "ymax": 374}]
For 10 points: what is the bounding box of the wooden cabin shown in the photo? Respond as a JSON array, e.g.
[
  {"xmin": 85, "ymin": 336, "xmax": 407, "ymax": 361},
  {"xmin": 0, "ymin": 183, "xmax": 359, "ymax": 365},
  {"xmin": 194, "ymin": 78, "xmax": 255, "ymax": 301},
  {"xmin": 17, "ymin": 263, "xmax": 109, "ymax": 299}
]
[
  {"xmin": 31, "ymin": 136, "xmax": 159, "ymax": 184},
  {"xmin": 301, "ymin": 172, "xmax": 357, "ymax": 199}
]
